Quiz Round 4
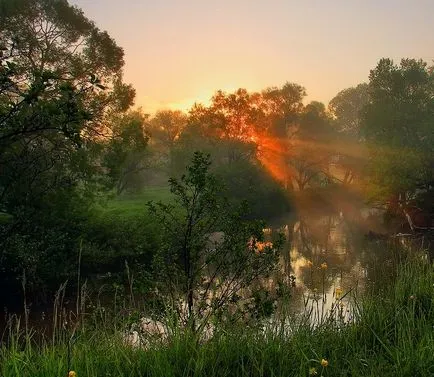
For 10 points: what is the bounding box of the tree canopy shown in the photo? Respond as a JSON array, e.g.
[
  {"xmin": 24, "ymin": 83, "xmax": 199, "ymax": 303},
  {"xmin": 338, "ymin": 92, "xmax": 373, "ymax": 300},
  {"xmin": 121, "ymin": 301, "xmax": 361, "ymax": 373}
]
[
  {"xmin": 361, "ymin": 58, "xmax": 434, "ymax": 230},
  {"xmin": 0, "ymin": 0, "xmax": 134, "ymax": 213}
]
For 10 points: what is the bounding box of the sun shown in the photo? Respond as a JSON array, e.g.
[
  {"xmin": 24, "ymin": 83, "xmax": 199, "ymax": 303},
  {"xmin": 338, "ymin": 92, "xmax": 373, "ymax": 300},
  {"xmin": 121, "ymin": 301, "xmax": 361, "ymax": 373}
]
[
  {"xmin": 167, "ymin": 91, "xmax": 214, "ymax": 113},
  {"xmin": 168, "ymin": 85, "xmax": 242, "ymax": 113}
]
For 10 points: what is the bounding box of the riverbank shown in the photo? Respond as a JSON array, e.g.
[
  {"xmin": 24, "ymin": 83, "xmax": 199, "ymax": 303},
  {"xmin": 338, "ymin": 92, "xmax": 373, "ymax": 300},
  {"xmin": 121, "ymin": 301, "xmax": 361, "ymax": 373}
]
[{"xmin": 1, "ymin": 249, "xmax": 432, "ymax": 377}]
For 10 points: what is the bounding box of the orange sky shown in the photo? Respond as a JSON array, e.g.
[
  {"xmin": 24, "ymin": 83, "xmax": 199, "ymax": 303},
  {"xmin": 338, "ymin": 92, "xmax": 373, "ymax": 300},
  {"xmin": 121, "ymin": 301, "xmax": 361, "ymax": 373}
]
[{"xmin": 71, "ymin": 0, "xmax": 434, "ymax": 114}]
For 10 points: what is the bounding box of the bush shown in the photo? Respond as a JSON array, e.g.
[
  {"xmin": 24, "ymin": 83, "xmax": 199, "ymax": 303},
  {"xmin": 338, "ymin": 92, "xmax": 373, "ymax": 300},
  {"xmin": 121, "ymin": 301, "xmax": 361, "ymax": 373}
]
[{"xmin": 214, "ymin": 159, "xmax": 292, "ymax": 221}]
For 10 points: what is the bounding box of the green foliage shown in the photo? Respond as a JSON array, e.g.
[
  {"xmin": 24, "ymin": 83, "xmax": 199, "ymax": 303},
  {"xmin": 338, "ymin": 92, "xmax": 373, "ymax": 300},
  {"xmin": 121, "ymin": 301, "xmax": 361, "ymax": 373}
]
[
  {"xmin": 288, "ymin": 101, "xmax": 337, "ymax": 190},
  {"xmin": 100, "ymin": 186, "xmax": 172, "ymax": 218},
  {"xmin": 1, "ymin": 253, "xmax": 432, "ymax": 377},
  {"xmin": 0, "ymin": 0, "xmax": 136, "ymax": 305},
  {"xmin": 329, "ymin": 83, "xmax": 369, "ymax": 139},
  {"xmin": 214, "ymin": 159, "xmax": 292, "ymax": 220},
  {"xmin": 82, "ymin": 208, "xmax": 161, "ymax": 293},
  {"xmin": 361, "ymin": 58, "xmax": 434, "ymax": 227},
  {"xmin": 363, "ymin": 59, "xmax": 433, "ymax": 150},
  {"xmin": 0, "ymin": 192, "xmax": 92, "ymax": 305},
  {"xmin": 148, "ymin": 152, "xmax": 283, "ymax": 332},
  {"xmin": 0, "ymin": 0, "xmax": 134, "ymax": 212},
  {"xmin": 171, "ymin": 129, "xmax": 256, "ymax": 176},
  {"xmin": 0, "ymin": 194, "xmax": 163, "ymax": 306},
  {"xmin": 328, "ymin": 83, "xmax": 370, "ymax": 185},
  {"xmin": 148, "ymin": 110, "xmax": 188, "ymax": 155},
  {"xmin": 103, "ymin": 110, "xmax": 150, "ymax": 194}
]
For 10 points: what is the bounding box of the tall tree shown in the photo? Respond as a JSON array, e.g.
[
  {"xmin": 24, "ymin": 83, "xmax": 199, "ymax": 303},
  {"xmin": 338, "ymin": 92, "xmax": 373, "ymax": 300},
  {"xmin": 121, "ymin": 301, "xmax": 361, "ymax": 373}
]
[
  {"xmin": 287, "ymin": 101, "xmax": 335, "ymax": 190},
  {"xmin": 260, "ymin": 82, "xmax": 306, "ymax": 138},
  {"xmin": 329, "ymin": 83, "xmax": 369, "ymax": 139},
  {"xmin": 0, "ymin": 0, "xmax": 134, "ymax": 212},
  {"xmin": 188, "ymin": 89, "xmax": 258, "ymax": 164},
  {"xmin": 361, "ymin": 58, "xmax": 434, "ymax": 231},
  {"xmin": 328, "ymin": 83, "xmax": 370, "ymax": 185},
  {"xmin": 148, "ymin": 109, "xmax": 188, "ymax": 171},
  {"xmin": 0, "ymin": 0, "xmax": 135, "ymax": 300},
  {"xmin": 150, "ymin": 110, "xmax": 187, "ymax": 149},
  {"xmin": 103, "ymin": 110, "xmax": 150, "ymax": 195}
]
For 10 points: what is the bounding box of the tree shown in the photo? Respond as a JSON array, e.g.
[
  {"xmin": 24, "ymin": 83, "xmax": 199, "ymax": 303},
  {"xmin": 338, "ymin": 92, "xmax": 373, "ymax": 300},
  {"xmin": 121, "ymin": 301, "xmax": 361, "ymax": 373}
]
[
  {"xmin": 287, "ymin": 101, "xmax": 336, "ymax": 190},
  {"xmin": 361, "ymin": 58, "xmax": 434, "ymax": 231},
  {"xmin": 0, "ymin": 0, "xmax": 134, "ymax": 129},
  {"xmin": 187, "ymin": 89, "xmax": 260, "ymax": 164},
  {"xmin": 149, "ymin": 110, "xmax": 187, "ymax": 149},
  {"xmin": 329, "ymin": 83, "xmax": 369, "ymax": 139},
  {"xmin": 148, "ymin": 109, "xmax": 188, "ymax": 171},
  {"xmin": 260, "ymin": 82, "xmax": 306, "ymax": 138},
  {"xmin": 251, "ymin": 83, "xmax": 306, "ymax": 186},
  {"xmin": 148, "ymin": 152, "xmax": 282, "ymax": 334},
  {"xmin": 0, "ymin": 0, "xmax": 135, "ymax": 210},
  {"xmin": 213, "ymin": 159, "xmax": 292, "ymax": 221},
  {"xmin": 0, "ymin": 0, "xmax": 135, "ymax": 303},
  {"xmin": 103, "ymin": 110, "xmax": 150, "ymax": 195},
  {"xmin": 185, "ymin": 84, "xmax": 305, "ymax": 186},
  {"xmin": 328, "ymin": 83, "xmax": 370, "ymax": 185},
  {"xmin": 207, "ymin": 88, "xmax": 258, "ymax": 141}
]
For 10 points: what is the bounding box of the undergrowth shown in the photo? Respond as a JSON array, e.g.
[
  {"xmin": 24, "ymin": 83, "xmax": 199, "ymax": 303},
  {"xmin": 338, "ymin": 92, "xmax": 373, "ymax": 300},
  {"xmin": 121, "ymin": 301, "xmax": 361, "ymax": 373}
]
[{"xmin": 1, "ymin": 251, "xmax": 432, "ymax": 377}]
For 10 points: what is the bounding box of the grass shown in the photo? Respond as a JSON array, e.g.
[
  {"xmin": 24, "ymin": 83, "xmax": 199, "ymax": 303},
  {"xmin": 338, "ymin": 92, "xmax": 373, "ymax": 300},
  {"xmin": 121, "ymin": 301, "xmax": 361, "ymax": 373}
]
[
  {"xmin": 98, "ymin": 186, "xmax": 172, "ymax": 219},
  {"xmin": 1, "ymin": 252, "xmax": 433, "ymax": 377}
]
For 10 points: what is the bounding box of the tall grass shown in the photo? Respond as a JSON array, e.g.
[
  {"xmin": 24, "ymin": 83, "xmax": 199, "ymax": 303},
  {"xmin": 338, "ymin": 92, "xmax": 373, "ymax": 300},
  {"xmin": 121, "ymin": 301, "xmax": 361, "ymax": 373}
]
[{"xmin": 1, "ymin": 251, "xmax": 433, "ymax": 377}]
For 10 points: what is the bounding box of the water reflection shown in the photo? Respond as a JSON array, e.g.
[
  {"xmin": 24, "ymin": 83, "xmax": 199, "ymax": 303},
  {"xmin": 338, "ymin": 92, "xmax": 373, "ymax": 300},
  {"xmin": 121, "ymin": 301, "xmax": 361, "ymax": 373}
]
[
  {"xmin": 275, "ymin": 213, "xmax": 370, "ymax": 323},
  {"xmin": 1, "ymin": 209, "xmax": 417, "ymax": 336}
]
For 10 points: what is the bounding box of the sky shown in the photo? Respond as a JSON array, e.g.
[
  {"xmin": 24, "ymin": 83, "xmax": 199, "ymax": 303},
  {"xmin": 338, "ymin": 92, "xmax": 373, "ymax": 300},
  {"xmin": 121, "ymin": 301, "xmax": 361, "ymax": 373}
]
[{"xmin": 70, "ymin": 0, "xmax": 434, "ymax": 114}]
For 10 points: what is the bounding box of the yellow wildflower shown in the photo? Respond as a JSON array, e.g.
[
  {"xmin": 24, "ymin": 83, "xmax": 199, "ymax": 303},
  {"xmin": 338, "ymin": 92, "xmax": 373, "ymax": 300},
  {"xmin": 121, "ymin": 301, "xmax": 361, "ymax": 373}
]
[
  {"xmin": 321, "ymin": 358, "xmax": 329, "ymax": 367},
  {"xmin": 335, "ymin": 287, "xmax": 343, "ymax": 299},
  {"xmin": 320, "ymin": 262, "xmax": 328, "ymax": 270},
  {"xmin": 307, "ymin": 260, "xmax": 313, "ymax": 268},
  {"xmin": 68, "ymin": 371, "xmax": 77, "ymax": 377},
  {"xmin": 309, "ymin": 367, "xmax": 318, "ymax": 376}
]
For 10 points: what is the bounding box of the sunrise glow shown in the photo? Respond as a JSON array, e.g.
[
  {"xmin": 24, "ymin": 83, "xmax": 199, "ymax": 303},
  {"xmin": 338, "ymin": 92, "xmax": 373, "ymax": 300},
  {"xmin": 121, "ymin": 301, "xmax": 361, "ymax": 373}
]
[
  {"xmin": 2, "ymin": 1, "xmax": 433, "ymax": 372},
  {"xmin": 70, "ymin": 0, "xmax": 434, "ymax": 115}
]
